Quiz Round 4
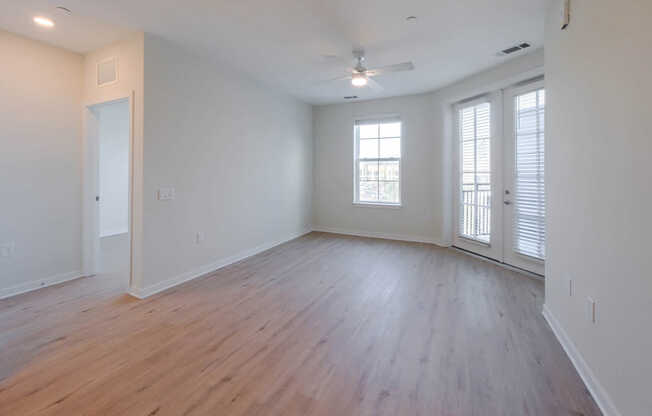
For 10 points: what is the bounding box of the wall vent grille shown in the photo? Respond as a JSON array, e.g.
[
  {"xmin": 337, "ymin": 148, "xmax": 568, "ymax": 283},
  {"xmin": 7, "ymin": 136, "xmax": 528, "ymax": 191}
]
[
  {"xmin": 498, "ymin": 42, "xmax": 531, "ymax": 56},
  {"xmin": 97, "ymin": 57, "xmax": 118, "ymax": 87}
]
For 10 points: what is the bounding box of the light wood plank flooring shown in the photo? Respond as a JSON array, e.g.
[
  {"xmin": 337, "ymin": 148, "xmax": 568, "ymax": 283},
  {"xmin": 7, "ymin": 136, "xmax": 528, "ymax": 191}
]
[{"xmin": 0, "ymin": 232, "xmax": 601, "ymax": 415}]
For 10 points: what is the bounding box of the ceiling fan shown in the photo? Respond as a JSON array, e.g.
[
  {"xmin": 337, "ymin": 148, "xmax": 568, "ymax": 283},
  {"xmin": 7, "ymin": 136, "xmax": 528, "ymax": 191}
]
[{"xmin": 323, "ymin": 50, "xmax": 415, "ymax": 90}]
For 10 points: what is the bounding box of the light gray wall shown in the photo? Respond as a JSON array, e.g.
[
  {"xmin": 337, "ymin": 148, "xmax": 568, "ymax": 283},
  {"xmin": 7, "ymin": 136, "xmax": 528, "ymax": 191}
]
[
  {"xmin": 545, "ymin": 1, "xmax": 652, "ymax": 415},
  {"xmin": 313, "ymin": 50, "xmax": 544, "ymax": 245},
  {"xmin": 140, "ymin": 34, "xmax": 313, "ymax": 292},
  {"xmin": 313, "ymin": 93, "xmax": 439, "ymax": 243},
  {"xmin": 0, "ymin": 30, "xmax": 83, "ymax": 298},
  {"xmin": 98, "ymin": 100, "xmax": 130, "ymax": 237}
]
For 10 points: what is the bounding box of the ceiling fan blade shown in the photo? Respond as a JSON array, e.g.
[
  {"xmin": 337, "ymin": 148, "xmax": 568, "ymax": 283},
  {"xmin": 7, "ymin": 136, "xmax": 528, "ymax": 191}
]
[
  {"xmin": 314, "ymin": 74, "xmax": 353, "ymax": 85},
  {"xmin": 366, "ymin": 62, "xmax": 415, "ymax": 77},
  {"xmin": 366, "ymin": 77, "xmax": 384, "ymax": 91}
]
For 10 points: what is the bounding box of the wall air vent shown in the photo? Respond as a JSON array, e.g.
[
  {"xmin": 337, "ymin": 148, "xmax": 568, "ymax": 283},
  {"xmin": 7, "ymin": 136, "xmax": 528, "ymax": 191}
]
[
  {"xmin": 498, "ymin": 42, "xmax": 531, "ymax": 56},
  {"xmin": 97, "ymin": 57, "xmax": 118, "ymax": 87}
]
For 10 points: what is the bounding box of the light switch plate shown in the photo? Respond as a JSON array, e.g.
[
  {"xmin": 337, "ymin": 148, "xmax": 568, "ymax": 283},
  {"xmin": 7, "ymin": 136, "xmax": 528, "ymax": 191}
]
[{"xmin": 158, "ymin": 187, "xmax": 175, "ymax": 201}]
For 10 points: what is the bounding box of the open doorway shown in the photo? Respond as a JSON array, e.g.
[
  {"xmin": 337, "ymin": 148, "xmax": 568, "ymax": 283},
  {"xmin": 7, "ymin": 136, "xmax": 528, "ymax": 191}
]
[{"xmin": 84, "ymin": 97, "xmax": 132, "ymax": 289}]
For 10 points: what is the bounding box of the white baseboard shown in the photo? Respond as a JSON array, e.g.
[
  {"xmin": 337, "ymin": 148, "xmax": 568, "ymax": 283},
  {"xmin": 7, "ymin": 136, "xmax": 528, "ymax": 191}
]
[
  {"xmin": 542, "ymin": 304, "xmax": 621, "ymax": 416},
  {"xmin": 0, "ymin": 270, "xmax": 85, "ymax": 300},
  {"xmin": 127, "ymin": 227, "xmax": 313, "ymax": 299},
  {"xmin": 100, "ymin": 228, "xmax": 128, "ymax": 238},
  {"xmin": 311, "ymin": 226, "xmax": 446, "ymax": 246}
]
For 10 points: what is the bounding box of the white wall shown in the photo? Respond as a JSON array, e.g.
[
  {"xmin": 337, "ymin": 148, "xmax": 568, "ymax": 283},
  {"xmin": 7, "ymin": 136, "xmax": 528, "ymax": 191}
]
[
  {"xmin": 313, "ymin": 94, "xmax": 439, "ymax": 243},
  {"xmin": 0, "ymin": 30, "xmax": 83, "ymax": 298},
  {"xmin": 544, "ymin": 1, "xmax": 652, "ymax": 415},
  {"xmin": 137, "ymin": 34, "xmax": 313, "ymax": 294},
  {"xmin": 98, "ymin": 100, "xmax": 130, "ymax": 237},
  {"xmin": 313, "ymin": 50, "xmax": 544, "ymax": 245}
]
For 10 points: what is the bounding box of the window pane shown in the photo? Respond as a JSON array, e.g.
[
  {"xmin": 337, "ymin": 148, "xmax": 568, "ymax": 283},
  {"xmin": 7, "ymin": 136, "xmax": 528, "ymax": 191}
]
[
  {"xmin": 359, "ymin": 181, "xmax": 378, "ymax": 202},
  {"xmin": 459, "ymin": 102, "xmax": 491, "ymax": 243},
  {"xmin": 462, "ymin": 173, "xmax": 475, "ymax": 186},
  {"xmin": 380, "ymin": 122, "xmax": 401, "ymax": 138},
  {"xmin": 359, "ymin": 124, "xmax": 378, "ymax": 139},
  {"xmin": 513, "ymin": 88, "xmax": 545, "ymax": 259},
  {"xmin": 355, "ymin": 118, "xmax": 401, "ymax": 205},
  {"xmin": 461, "ymin": 108, "xmax": 475, "ymax": 141},
  {"xmin": 379, "ymin": 161, "xmax": 399, "ymax": 181},
  {"xmin": 379, "ymin": 181, "xmax": 399, "ymax": 203},
  {"xmin": 379, "ymin": 138, "xmax": 400, "ymax": 158},
  {"xmin": 476, "ymin": 138, "xmax": 490, "ymax": 173},
  {"xmin": 476, "ymin": 173, "xmax": 490, "ymax": 184},
  {"xmin": 359, "ymin": 139, "xmax": 378, "ymax": 159},
  {"xmin": 476, "ymin": 103, "xmax": 491, "ymax": 139},
  {"xmin": 462, "ymin": 140, "xmax": 475, "ymax": 172},
  {"xmin": 359, "ymin": 161, "xmax": 378, "ymax": 181}
]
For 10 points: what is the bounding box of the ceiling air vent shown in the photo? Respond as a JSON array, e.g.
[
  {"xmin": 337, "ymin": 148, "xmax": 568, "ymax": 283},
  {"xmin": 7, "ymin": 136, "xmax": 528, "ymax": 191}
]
[
  {"xmin": 498, "ymin": 42, "xmax": 531, "ymax": 56},
  {"xmin": 97, "ymin": 57, "xmax": 118, "ymax": 87}
]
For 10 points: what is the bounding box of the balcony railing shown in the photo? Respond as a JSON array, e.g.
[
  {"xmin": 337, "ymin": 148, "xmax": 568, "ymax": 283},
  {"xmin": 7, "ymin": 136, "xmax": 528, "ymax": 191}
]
[{"xmin": 461, "ymin": 187, "xmax": 491, "ymax": 242}]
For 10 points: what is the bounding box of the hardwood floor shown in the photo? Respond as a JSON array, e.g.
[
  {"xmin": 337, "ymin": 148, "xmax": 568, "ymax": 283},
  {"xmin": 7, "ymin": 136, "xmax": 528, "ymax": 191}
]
[{"xmin": 0, "ymin": 232, "xmax": 600, "ymax": 415}]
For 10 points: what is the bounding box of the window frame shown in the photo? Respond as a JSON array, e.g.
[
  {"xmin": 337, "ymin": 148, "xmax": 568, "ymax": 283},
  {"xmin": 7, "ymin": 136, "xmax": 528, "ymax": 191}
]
[
  {"xmin": 507, "ymin": 82, "xmax": 546, "ymax": 263},
  {"xmin": 455, "ymin": 98, "xmax": 493, "ymax": 245},
  {"xmin": 452, "ymin": 91, "xmax": 505, "ymax": 262},
  {"xmin": 352, "ymin": 116, "xmax": 403, "ymax": 208}
]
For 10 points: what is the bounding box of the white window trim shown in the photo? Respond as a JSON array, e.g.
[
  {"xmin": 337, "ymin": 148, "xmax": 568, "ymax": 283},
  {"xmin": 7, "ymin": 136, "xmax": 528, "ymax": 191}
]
[
  {"xmin": 507, "ymin": 81, "xmax": 546, "ymax": 261},
  {"xmin": 452, "ymin": 93, "xmax": 502, "ymax": 252},
  {"xmin": 453, "ymin": 94, "xmax": 496, "ymax": 247},
  {"xmin": 352, "ymin": 116, "xmax": 403, "ymax": 208}
]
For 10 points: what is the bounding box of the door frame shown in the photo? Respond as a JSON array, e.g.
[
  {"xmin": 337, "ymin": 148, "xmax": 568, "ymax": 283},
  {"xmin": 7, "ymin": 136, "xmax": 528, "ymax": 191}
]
[
  {"xmin": 82, "ymin": 92, "xmax": 135, "ymax": 287},
  {"xmin": 452, "ymin": 91, "xmax": 504, "ymax": 261},
  {"xmin": 502, "ymin": 79, "xmax": 546, "ymax": 275}
]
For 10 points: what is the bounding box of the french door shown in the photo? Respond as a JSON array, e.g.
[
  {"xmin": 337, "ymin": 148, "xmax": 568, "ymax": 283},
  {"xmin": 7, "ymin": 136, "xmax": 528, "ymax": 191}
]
[{"xmin": 454, "ymin": 80, "xmax": 545, "ymax": 275}]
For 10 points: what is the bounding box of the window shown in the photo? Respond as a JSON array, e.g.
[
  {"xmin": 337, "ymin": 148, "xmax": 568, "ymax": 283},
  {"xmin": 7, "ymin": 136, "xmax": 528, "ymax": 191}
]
[
  {"xmin": 513, "ymin": 88, "xmax": 545, "ymax": 259},
  {"xmin": 354, "ymin": 118, "xmax": 401, "ymax": 205},
  {"xmin": 458, "ymin": 101, "xmax": 491, "ymax": 243}
]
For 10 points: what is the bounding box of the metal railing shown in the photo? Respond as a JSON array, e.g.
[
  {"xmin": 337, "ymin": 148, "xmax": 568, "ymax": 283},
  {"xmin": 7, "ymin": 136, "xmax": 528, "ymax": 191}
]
[{"xmin": 461, "ymin": 188, "xmax": 491, "ymax": 242}]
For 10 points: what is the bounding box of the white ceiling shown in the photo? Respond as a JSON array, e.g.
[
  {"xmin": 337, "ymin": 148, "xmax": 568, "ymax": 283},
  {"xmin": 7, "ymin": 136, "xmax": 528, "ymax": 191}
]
[
  {"xmin": 0, "ymin": 0, "xmax": 550, "ymax": 104},
  {"xmin": 0, "ymin": 0, "xmax": 134, "ymax": 54}
]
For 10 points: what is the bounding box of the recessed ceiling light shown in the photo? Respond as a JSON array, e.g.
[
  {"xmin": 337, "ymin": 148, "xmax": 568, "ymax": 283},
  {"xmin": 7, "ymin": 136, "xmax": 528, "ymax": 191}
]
[
  {"xmin": 33, "ymin": 16, "xmax": 54, "ymax": 27},
  {"xmin": 406, "ymin": 16, "xmax": 417, "ymax": 22}
]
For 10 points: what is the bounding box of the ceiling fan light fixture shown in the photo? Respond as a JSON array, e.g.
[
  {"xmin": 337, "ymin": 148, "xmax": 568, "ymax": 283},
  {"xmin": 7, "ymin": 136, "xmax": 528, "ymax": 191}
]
[
  {"xmin": 351, "ymin": 73, "xmax": 368, "ymax": 87},
  {"xmin": 33, "ymin": 16, "xmax": 54, "ymax": 27}
]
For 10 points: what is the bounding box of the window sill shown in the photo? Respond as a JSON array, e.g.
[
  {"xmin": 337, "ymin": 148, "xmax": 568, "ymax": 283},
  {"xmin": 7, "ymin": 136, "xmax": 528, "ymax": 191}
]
[
  {"xmin": 352, "ymin": 202, "xmax": 403, "ymax": 209},
  {"xmin": 457, "ymin": 235, "xmax": 490, "ymax": 247}
]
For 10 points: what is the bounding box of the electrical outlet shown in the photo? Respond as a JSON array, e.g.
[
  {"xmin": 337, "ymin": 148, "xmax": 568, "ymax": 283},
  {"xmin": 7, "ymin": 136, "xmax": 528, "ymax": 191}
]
[
  {"xmin": 0, "ymin": 242, "xmax": 15, "ymax": 258},
  {"xmin": 586, "ymin": 297, "xmax": 596, "ymax": 324}
]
